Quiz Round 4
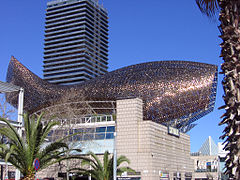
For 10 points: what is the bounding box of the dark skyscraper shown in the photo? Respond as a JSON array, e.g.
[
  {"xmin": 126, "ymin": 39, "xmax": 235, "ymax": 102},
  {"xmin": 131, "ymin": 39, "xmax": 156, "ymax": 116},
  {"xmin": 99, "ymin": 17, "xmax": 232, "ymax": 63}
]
[{"xmin": 43, "ymin": 0, "xmax": 108, "ymax": 85}]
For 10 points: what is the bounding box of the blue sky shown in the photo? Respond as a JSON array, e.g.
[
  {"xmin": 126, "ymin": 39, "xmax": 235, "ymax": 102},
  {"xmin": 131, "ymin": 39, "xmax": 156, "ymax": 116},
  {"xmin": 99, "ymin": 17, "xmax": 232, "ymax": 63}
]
[{"xmin": 0, "ymin": 0, "xmax": 225, "ymax": 152}]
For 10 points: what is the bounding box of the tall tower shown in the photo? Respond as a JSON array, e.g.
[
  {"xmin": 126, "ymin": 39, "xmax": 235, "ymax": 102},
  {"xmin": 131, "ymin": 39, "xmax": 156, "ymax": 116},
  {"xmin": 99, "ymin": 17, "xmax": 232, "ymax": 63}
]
[{"xmin": 43, "ymin": 0, "xmax": 108, "ymax": 85}]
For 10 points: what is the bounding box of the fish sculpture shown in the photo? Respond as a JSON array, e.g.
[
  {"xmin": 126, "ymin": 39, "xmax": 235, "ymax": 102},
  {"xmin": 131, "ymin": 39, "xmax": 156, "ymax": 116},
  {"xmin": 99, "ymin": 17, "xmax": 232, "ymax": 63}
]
[{"xmin": 6, "ymin": 56, "xmax": 217, "ymax": 132}]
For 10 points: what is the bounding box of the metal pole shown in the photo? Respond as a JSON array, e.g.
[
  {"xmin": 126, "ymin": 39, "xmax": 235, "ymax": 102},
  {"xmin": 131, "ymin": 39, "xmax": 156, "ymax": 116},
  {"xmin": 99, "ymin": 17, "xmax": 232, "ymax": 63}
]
[
  {"xmin": 88, "ymin": 154, "xmax": 91, "ymax": 180},
  {"xmin": 15, "ymin": 88, "xmax": 24, "ymax": 180},
  {"xmin": 1, "ymin": 135, "xmax": 3, "ymax": 180},
  {"xmin": 1, "ymin": 164, "xmax": 3, "ymax": 180},
  {"xmin": 66, "ymin": 126, "xmax": 70, "ymax": 180},
  {"xmin": 5, "ymin": 164, "xmax": 8, "ymax": 180},
  {"xmin": 113, "ymin": 132, "xmax": 117, "ymax": 180},
  {"xmin": 66, "ymin": 151, "xmax": 69, "ymax": 180}
]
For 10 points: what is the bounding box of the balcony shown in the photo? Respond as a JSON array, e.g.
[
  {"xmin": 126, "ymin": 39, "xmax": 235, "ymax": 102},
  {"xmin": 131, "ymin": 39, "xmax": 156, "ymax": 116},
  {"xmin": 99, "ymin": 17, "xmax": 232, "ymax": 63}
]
[
  {"xmin": 45, "ymin": 24, "xmax": 90, "ymax": 37},
  {"xmin": 44, "ymin": 47, "xmax": 87, "ymax": 57},
  {"xmin": 44, "ymin": 64, "xmax": 100, "ymax": 77},
  {"xmin": 46, "ymin": 16, "xmax": 94, "ymax": 32},
  {"xmin": 43, "ymin": 54, "xmax": 107, "ymax": 74},
  {"xmin": 44, "ymin": 35, "xmax": 86, "ymax": 47},
  {"xmin": 46, "ymin": 2, "xmax": 87, "ymax": 16},
  {"xmin": 45, "ymin": 30, "xmax": 86, "ymax": 42},
  {"xmin": 44, "ymin": 72, "xmax": 90, "ymax": 82},
  {"xmin": 46, "ymin": 7, "xmax": 90, "ymax": 21},
  {"xmin": 44, "ymin": 42, "xmax": 87, "ymax": 54}
]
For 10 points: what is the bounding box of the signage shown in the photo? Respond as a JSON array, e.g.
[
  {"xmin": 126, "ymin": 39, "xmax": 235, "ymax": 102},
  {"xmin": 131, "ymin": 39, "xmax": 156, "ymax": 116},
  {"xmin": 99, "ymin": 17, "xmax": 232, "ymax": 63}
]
[
  {"xmin": 168, "ymin": 126, "xmax": 180, "ymax": 137},
  {"xmin": 185, "ymin": 172, "xmax": 192, "ymax": 177},
  {"xmin": 159, "ymin": 171, "xmax": 169, "ymax": 178},
  {"xmin": 173, "ymin": 172, "xmax": 181, "ymax": 178},
  {"xmin": 128, "ymin": 172, "xmax": 141, "ymax": 176},
  {"xmin": 34, "ymin": 158, "xmax": 40, "ymax": 171},
  {"xmin": 117, "ymin": 177, "xmax": 141, "ymax": 180},
  {"xmin": 206, "ymin": 162, "xmax": 211, "ymax": 166}
]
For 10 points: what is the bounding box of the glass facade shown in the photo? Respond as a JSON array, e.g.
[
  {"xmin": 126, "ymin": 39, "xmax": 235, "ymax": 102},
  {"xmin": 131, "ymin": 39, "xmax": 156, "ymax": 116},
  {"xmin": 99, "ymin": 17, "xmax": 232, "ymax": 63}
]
[
  {"xmin": 47, "ymin": 125, "xmax": 115, "ymax": 154},
  {"xmin": 48, "ymin": 125, "xmax": 115, "ymax": 141}
]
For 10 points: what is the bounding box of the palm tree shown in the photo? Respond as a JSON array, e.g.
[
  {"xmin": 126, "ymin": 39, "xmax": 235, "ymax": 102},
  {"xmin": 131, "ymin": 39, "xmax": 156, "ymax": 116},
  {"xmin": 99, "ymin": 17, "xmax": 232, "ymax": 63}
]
[
  {"xmin": 0, "ymin": 113, "xmax": 79, "ymax": 180},
  {"xmin": 70, "ymin": 151, "xmax": 135, "ymax": 180},
  {"xmin": 196, "ymin": 0, "xmax": 240, "ymax": 179}
]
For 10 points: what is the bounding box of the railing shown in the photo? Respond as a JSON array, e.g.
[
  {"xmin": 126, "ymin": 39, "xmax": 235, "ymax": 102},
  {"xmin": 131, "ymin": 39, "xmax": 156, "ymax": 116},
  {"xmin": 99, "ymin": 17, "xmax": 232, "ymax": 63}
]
[{"xmin": 195, "ymin": 168, "xmax": 218, "ymax": 172}]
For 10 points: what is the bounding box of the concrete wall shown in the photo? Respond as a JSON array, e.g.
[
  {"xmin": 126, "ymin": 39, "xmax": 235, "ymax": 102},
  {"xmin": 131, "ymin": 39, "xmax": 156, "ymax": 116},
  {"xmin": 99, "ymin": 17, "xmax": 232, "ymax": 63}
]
[
  {"xmin": 36, "ymin": 97, "xmax": 194, "ymax": 180},
  {"xmin": 116, "ymin": 98, "xmax": 194, "ymax": 180},
  {"xmin": 191, "ymin": 155, "xmax": 219, "ymax": 180}
]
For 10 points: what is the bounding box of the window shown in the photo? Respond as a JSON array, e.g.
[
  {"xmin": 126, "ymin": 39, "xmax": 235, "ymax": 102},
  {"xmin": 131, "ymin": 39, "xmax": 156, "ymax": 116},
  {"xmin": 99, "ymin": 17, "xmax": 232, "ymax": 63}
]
[
  {"xmin": 95, "ymin": 133, "xmax": 105, "ymax": 140},
  {"xmin": 106, "ymin": 133, "xmax": 114, "ymax": 139},
  {"xmin": 107, "ymin": 126, "xmax": 115, "ymax": 132},
  {"xmin": 96, "ymin": 127, "xmax": 106, "ymax": 133}
]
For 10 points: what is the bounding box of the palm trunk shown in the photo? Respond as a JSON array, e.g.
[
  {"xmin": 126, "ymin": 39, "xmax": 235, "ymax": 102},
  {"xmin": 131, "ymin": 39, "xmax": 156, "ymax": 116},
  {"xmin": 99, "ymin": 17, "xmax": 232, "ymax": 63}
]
[
  {"xmin": 218, "ymin": 0, "xmax": 240, "ymax": 179},
  {"xmin": 22, "ymin": 174, "xmax": 35, "ymax": 180}
]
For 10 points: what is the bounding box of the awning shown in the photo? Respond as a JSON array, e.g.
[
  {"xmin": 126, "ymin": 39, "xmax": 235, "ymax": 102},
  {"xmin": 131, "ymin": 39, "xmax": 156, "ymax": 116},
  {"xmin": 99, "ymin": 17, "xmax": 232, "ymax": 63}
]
[{"xmin": 0, "ymin": 81, "xmax": 21, "ymax": 93}]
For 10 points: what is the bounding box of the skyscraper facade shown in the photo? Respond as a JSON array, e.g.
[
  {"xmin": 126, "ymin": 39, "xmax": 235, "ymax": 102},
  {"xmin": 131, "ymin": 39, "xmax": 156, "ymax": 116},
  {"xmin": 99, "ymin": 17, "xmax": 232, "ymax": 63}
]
[{"xmin": 43, "ymin": 0, "xmax": 108, "ymax": 85}]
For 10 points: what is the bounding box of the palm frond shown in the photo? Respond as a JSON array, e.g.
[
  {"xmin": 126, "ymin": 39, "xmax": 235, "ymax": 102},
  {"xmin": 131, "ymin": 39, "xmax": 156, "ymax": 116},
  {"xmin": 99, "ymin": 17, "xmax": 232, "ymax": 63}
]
[
  {"xmin": 38, "ymin": 143, "xmax": 83, "ymax": 170},
  {"xmin": 23, "ymin": 114, "xmax": 40, "ymax": 168},
  {"xmin": 103, "ymin": 151, "xmax": 110, "ymax": 176},
  {"xmin": 40, "ymin": 153, "xmax": 83, "ymax": 171},
  {"xmin": 0, "ymin": 117, "xmax": 24, "ymax": 148},
  {"xmin": 41, "ymin": 120, "xmax": 59, "ymax": 143},
  {"xmin": 32, "ymin": 113, "xmax": 44, "ymax": 156},
  {"xmin": 7, "ymin": 152, "xmax": 26, "ymax": 173},
  {"xmin": 81, "ymin": 158, "xmax": 99, "ymax": 171},
  {"xmin": 0, "ymin": 143, "xmax": 8, "ymax": 151},
  {"xmin": 90, "ymin": 151, "xmax": 103, "ymax": 170},
  {"xmin": 0, "ymin": 113, "xmax": 81, "ymax": 178},
  {"xmin": 117, "ymin": 167, "xmax": 135, "ymax": 176},
  {"xmin": 5, "ymin": 145, "xmax": 15, "ymax": 162},
  {"xmin": 117, "ymin": 155, "xmax": 130, "ymax": 166},
  {"xmin": 83, "ymin": 151, "xmax": 103, "ymax": 171},
  {"xmin": 56, "ymin": 131, "xmax": 83, "ymax": 144},
  {"xmin": 38, "ymin": 141, "xmax": 68, "ymax": 160},
  {"xmin": 196, "ymin": 0, "xmax": 219, "ymax": 17},
  {"xmin": 73, "ymin": 151, "xmax": 135, "ymax": 180}
]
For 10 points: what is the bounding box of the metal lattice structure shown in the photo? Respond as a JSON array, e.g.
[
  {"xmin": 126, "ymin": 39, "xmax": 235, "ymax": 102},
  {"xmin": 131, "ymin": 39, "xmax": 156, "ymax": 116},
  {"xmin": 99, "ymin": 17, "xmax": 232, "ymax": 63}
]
[
  {"xmin": 0, "ymin": 80, "xmax": 24, "ymax": 180},
  {"xmin": 0, "ymin": 81, "xmax": 23, "ymax": 129},
  {"xmin": 31, "ymin": 100, "xmax": 116, "ymax": 161},
  {"xmin": 6, "ymin": 57, "xmax": 217, "ymax": 132}
]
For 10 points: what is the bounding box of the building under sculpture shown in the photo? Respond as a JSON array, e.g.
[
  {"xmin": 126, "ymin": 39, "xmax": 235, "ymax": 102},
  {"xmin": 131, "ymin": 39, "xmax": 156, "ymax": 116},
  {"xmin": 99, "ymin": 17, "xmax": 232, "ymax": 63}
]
[
  {"xmin": 6, "ymin": 56, "xmax": 217, "ymax": 132},
  {"xmin": 5, "ymin": 57, "xmax": 218, "ymax": 180}
]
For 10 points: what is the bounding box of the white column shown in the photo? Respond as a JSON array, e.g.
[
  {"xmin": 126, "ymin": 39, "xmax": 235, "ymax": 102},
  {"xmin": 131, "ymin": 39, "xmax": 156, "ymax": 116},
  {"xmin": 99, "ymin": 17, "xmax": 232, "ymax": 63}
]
[
  {"xmin": 15, "ymin": 88, "xmax": 24, "ymax": 180},
  {"xmin": 113, "ymin": 132, "xmax": 117, "ymax": 180}
]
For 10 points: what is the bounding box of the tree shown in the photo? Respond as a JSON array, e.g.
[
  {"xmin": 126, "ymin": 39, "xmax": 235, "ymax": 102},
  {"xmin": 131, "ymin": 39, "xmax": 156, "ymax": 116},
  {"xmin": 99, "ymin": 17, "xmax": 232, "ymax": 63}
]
[
  {"xmin": 196, "ymin": 0, "xmax": 240, "ymax": 179},
  {"xmin": 70, "ymin": 151, "xmax": 135, "ymax": 180},
  {"xmin": 31, "ymin": 89, "xmax": 95, "ymax": 175},
  {"xmin": 0, "ymin": 95, "xmax": 15, "ymax": 119},
  {"xmin": 0, "ymin": 113, "xmax": 80, "ymax": 180},
  {"xmin": 0, "ymin": 94, "xmax": 17, "ymax": 179}
]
